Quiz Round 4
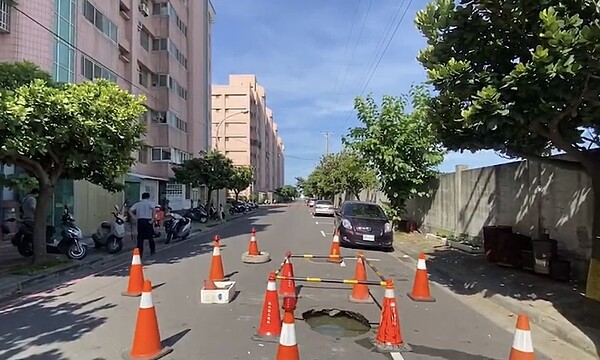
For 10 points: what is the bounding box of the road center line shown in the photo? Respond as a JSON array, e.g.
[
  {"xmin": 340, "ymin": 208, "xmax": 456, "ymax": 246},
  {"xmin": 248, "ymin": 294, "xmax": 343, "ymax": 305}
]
[{"xmin": 320, "ymin": 230, "xmax": 326, "ymax": 237}]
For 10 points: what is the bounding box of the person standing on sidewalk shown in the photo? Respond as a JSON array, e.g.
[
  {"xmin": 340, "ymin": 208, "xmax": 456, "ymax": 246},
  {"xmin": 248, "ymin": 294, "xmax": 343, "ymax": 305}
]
[{"xmin": 128, "ymin": 192, "xmax": 156, "ymax": 258}]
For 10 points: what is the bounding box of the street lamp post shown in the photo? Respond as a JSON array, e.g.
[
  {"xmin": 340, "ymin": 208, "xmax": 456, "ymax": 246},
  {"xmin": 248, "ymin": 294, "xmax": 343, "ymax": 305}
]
[
  {"xmin": 212, "ymin": 109, "xmax": 249, "ymax": 211},
  {"xmin": 214, "ymin": 109, "xmax": 249, "ymax": 151}
]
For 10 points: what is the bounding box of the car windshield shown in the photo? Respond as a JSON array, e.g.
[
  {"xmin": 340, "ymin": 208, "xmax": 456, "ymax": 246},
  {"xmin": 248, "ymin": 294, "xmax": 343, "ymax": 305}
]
[
  {"xmin": 343, "ymin": 203, "xmax": 387, "ymax": 219},
  {"xmin": 316, "ymin": 200, "xmax": 333, "ymax": 206}
]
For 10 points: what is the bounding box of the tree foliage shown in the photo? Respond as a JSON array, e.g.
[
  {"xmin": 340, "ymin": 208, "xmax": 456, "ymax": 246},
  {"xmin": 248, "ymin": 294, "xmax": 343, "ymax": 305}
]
[
  {"xmin": 228, "ymin": 166, "xmax": 253, "ymax": 200},
  {"xmin": 274, "ymin": 185, "xmax": 298, "ymax": 202},
  {"xmin": 303, "ymin": 151, "xmax": 378, "ymax": 200},
  {"xmin": 415, "ymin": 0, "xmax": 600, "ymax": 297},
  {"xmin": 0, "ymin": 61, "xmax": 147, "ymax": 263},
  {"xmin": 172, "ymin": 150, "xmax": 235, "ymax": 206},
  {"xmin": 343, "ymin": 86, "xmax": 445, "ymax": 219}
]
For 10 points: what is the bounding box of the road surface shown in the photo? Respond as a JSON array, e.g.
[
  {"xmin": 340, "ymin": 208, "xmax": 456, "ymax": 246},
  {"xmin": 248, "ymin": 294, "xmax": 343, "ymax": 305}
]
[{"xmin": 0, "ymin": 204, "xmax": 558, "ymax": 359}]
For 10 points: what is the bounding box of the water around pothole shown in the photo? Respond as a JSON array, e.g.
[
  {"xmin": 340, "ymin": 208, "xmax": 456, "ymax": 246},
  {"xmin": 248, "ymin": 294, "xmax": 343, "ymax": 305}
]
[{"xmin": 302, "ymin": 308, "xmax": 371, "ymax": 338}]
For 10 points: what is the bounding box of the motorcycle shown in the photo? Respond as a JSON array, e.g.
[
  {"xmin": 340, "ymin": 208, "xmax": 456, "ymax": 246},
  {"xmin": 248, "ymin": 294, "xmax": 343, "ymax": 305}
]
[
  {"xmin": 163, "ymin": 208, "xmax": 192, "ymax": 244},
  {"xmin": 9, "ymin": 205, "xmax": 88, "ymax": 260},
  {"xmin": 228, "ymin": 201, "xmax": 248, "ymax": 215},
  {"xmin": 182, "ymin": 205, "xmax": 208, "ymax": 223},
  {"xmin": 91, "ymin": 204, "xmax": 126, "ymax": 254}
]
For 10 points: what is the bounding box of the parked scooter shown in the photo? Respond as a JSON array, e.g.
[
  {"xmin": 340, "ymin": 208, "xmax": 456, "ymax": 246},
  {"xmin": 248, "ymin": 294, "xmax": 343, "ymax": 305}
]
[
  {"xmin": 9, "ymin": 205, "xmax": 88, "ymax": 260},
  {"xmin": 163, "ymin": 208, "xmax": 192, "ymax": 244},
  {"xmin": 181, "ymin": 205, "xmax": 208, "ymax": 223},
  {"xmin": 91, "ymin": 204, "xmax": 126, "ymax": 254}
]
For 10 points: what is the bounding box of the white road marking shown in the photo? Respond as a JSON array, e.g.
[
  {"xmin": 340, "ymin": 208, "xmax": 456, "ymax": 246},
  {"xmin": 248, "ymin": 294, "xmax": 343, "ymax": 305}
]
[
  {"xmin": 320, "ymin": 230, "xmax": 326, "ymax": 237},
  {"xmin": 390, "ymin": 352, "xmax": 405, "ymax": 360},
  {"xmin": 315, "ymin": 221, "xmax": 319, "ymax": 224}
]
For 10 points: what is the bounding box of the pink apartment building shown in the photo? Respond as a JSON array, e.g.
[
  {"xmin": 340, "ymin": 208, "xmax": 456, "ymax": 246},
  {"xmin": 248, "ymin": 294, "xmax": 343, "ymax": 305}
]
[
  {"xmin": 212, "ymin": 75, "xmax": 285, "ymax": 199},
  {"xmin": 0, "ymin": 0, "xmax": 215, "ymax": 233}
]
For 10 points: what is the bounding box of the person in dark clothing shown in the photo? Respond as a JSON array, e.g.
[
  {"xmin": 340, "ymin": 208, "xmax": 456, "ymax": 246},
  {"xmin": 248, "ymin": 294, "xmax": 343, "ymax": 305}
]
[{"xmin": 128, "ymin": 192, "xmax": 156, "ymax": 257}]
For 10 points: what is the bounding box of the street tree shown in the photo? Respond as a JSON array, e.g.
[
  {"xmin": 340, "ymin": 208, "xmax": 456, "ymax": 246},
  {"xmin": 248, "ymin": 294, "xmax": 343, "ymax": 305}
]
[
  {"xmin": 309, "ymin": 154, "xmax": 344, "ymax": 200},
  {"xmin": 228, "ymin": 166, "xmax": 253, "ymax": 200},
  {"xmin": 343, "ymin": 85, "xmax": 445, "ymax": 220},
  {"xmin": 0, "ymin": 61, "xmax": 147, "ymax": 263},
  {"xmin": 172, "ymin": 151, "xmax": 235, "ymax": 208},
  {"xmin": 336, "ymin": 151, "xmax": 377, "ymax": 200},
  {"xmin": 415, "ymin": 0, "xmax": 600, "ymax": 299},
  {"xmin": 294, "ymin": 176, "xmax": 306, "ymax": 195},
  {"xmin": 274, "ymin": 185, "xmax": 299, "ymax": 202}
]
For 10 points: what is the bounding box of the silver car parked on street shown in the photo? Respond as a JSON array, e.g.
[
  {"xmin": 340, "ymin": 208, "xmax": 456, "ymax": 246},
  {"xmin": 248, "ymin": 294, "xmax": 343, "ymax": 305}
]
[{"xmin": 312, "ymin": 200, "xmax": 335, "ymax": 216}]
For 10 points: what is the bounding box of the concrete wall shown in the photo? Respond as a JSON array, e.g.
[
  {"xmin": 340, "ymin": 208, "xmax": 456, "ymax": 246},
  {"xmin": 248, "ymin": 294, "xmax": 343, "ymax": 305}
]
[
  {"xmin": 394, "ymin": 160, "xmax": 593, "ymax": 281},
  {"xmin": 74, "ymin": 181, "xmax": 124, "ymax": 236}
]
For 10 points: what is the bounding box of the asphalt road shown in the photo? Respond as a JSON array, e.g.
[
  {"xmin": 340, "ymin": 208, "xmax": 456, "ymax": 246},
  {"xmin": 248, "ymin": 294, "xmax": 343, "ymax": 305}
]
[{"xmin": 0, "ymin": 203, "xmax": 553, "ymax": 360}]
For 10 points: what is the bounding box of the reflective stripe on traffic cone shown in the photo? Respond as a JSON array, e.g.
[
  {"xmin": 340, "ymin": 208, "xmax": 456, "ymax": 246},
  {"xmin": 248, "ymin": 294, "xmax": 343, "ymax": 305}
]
[
  {"xmin": 248, "ymin": 228, "xmax": 259, "ymax": 256},
  {"xmin": 509, "ymin": 314, "xmax": 535, "ymax": 360},
  {"xmin": 349, "ymin": 252, "xmax": 373, "ymax": 303},
  {"xmin": 276, "ymin": 297, "xmax": 300, "ymax": 360},
  {"xmin": 372, "ymin": 279, "xmax": 412, "ymax": 353},
  {"xmin": 279, "ymin": 257, "xmax": 296, "ymax": 297},
  {"xmin": 328, "ymin": 230, "xmax": 342, "ymax": 263},
  {"xmin": 253, "ymin": 272, "xmax": 281, "ymax": 341},
  {"xmin": 122, "ymin": 248, "xmax": 145, "ymax": 297},
  {"xmin": 407, "ymin": 253, "xmax": 435, "ymax": 302},
  {"xmin": 124, "ymin": 280, "xmax": 173, "ymax": 360},
  {"xmin": 209, "ymin": 237, "xmax": 225, "ymax": 281}
]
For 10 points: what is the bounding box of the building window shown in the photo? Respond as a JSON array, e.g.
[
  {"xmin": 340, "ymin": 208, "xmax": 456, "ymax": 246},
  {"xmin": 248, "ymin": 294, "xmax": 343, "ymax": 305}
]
[
  {"xmin": 138, "ymin": 146, "xmax": 149, "ymax": 164},
  {"xmin": 0, "ymin": 0, "xmax": 11, "ymax": 33},
  {"xmin": 152, "ymin": 2, "xmax": 186, "ymax": 37},
  {"xmin": 83, "ymin": 0, "xmax": 117, "ymax": 43},
  {"xmin": 172, "ymin": 149, "xmax": 191, "ymax": 164},
  {"xmin": 81, "ymin": 55, "xmax": 117, "ymax": 82},
  {"xmin": 150, "ymin": 110, "xmax": 167, "ymax": 123},
  {"xmin": 140, "ymin": 29, "xmax": 150, "ymax": 51},
  {"xmin": 53, "ymin": 0, "xmax": 76, "ymax": 83},
  {"xmin": 166, "ymin": 183, "xmax": 183, "ymax": 196},
  {"xmin": 151, "ymin": 148, "xmax": 171, "ymax": 162},
  {"xmin": 151, "ymin": 74, "xmax": 168, "ymax": 87},
  {"xmin": 151, "ymin": 2, "xmax": 168, "ymax": 15},
  {"xmin": 152, "ymin": 38, "xmax": 167, "ymax": 51},
  {"xmin": 168, "ymin": 40, "xmax": 187, "ymax": 69},
  {"xmin": 138, "ymin": 67, "xmax": 149, "ymax": 87}
]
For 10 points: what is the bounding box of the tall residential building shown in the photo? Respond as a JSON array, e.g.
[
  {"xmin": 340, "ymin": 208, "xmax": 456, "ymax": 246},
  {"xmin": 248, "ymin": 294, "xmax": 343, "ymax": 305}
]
[
  {"xmin": 0, "ymin": 0, "xmax": 215, "ymax": 233},
  {"xmin": 211, "ymin": 75, "xmax": 285, "ymax": 199}
]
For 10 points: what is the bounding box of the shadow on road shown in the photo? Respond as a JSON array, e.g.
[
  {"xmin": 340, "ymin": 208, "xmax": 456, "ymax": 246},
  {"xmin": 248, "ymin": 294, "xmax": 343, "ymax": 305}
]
[
  {"xmin": 421, "ymin": 246, "xmax": 600, "ymax": 358},
  {"xmin": 0, "ymin": 289, "xmax": 114, "ymax": 360}
]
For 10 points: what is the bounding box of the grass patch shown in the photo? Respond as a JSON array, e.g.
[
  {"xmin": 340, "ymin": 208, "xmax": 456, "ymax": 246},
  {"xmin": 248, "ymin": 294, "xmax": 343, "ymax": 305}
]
[{"xmin": 9, "ymin": 259, "xmax": 70, "ymax": 276}]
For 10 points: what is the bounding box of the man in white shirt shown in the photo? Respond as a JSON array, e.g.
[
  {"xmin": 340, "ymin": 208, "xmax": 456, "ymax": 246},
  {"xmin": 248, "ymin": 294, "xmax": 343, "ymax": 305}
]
[{"xmin": 128, "ymin": 192, "xmax": 156, "ymax": 258}]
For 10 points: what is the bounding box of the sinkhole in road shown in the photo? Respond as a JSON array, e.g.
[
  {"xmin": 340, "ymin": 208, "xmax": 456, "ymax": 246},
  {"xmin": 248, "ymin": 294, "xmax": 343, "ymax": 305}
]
[{"xmin": 301, "ymin": 308, "xmax": 371, "ymax": 338}]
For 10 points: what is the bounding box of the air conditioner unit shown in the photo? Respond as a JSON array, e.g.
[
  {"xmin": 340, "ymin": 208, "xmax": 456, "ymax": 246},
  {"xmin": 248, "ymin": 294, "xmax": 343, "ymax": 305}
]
[
  {"xmin": 119, "ymin": 54, "xmax": 131, "ymax": 63},
  {"xmin": 139, "ymin": 3, "xmax": 150, "ymax": 17}
]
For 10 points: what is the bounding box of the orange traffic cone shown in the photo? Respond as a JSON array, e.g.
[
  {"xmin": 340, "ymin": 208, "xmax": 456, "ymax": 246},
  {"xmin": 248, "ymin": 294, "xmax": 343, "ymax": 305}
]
[
  {"xmin": 204, "ymin": 279, "xmax": 217, "ymax": 290},
  {"xmin": 279, "ymin": 256, "xmax": 296, "ymax": 297},
  {"xmin": 407, "ymin": 253, "xmax": 435, "ymax": 302},
  {"xmin": 248, "ymin": 228, "xmax": 259, "ymax": 256},
  {"xmin": 253, "ymin": 272, "xmax": 281, "ymax": 341},
  {"xmin": 372, "ymin": 279, "xmax": 412, "ymax": 353},
  {"xmin": 209, "ymin": 238, "xmax": 225, "ymax": 281},
  {"xmin": 124, "ymin": 280, "xmax": 173, "ymax": 359},
  {"xmin": 349, "ymin": 252, "xmax": 373, "ymax": 303},
  {"xmin": 276, "ymin": 296, "xmax": 300, "ymax": 360},
  {"xmin": 122, "ymin": 248, "xmax": 145, "ymax": 297},
  {"xmin": 328, "ymin": 230, "xmax": 342, "ymax": 263},
  {"xmin": 509, "ymin": 314, "xmax": 535, "ymax": 360}
]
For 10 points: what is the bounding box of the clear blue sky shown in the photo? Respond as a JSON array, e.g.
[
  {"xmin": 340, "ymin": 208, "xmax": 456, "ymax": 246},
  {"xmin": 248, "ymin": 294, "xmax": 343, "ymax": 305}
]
[{"xmin": 210, "ymin": 0, "xmax": 513, "ymax": 185}]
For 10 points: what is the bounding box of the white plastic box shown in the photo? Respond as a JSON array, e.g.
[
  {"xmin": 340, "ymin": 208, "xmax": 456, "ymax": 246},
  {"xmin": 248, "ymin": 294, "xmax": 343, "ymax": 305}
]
[{"xmin": 200, "ymin": 281, "xmax": 236, "ymax": 304}]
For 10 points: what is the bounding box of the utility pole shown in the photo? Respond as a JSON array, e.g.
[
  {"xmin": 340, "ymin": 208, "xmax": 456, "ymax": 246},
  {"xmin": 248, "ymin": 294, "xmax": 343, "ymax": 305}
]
[{"xmin": 321, "ymin": 131, "xmax": 333, "ymax": 155}]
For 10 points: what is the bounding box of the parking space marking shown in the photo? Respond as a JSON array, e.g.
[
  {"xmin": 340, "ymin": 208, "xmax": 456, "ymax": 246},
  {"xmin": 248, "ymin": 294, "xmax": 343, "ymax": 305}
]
[{"xmin": 320, "ymin": 230, "xmax": 326, "ymax": 237}]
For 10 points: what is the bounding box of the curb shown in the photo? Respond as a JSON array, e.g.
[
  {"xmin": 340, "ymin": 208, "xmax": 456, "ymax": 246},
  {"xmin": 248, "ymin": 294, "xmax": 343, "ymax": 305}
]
[
  {"xmin": 0, "ymin": 212, "xmax": 253, "ymax": 302},
  {"xmin": 394, "ymin": 245, "xmax": 598, "ymax": 358}
]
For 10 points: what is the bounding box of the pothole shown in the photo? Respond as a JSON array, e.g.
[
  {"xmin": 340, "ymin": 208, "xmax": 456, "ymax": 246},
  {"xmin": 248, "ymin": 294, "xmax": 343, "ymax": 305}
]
[{"xmin": 301, "ymin": 308, "xmax": 371, "ymax": 338}]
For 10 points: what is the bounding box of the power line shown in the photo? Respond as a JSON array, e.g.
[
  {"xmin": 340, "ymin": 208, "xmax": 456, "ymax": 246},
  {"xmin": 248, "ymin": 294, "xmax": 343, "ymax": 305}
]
[{"xmin": 330, "ymin": 0, "xmax": 362, "ymax": 100}]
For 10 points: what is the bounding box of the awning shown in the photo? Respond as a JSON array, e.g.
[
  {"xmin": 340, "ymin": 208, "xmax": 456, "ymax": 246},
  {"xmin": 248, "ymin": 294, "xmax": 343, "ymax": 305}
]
[{"xmin": 126, "ymin": 172, "xmax": 170, "ymax": 183}]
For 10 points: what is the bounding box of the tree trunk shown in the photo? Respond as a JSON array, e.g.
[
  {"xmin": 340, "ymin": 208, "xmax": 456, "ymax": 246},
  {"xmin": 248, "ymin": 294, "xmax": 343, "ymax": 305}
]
[
  {"xmin": 584, "ymin": 166, "xmax": 600, "ymax": 301},
  {"xmin": 206, "ymin": 188, "xmax": 213, "ymax": 208},
  {"xmin": 33, "ymin": 183, "xmax": 53, "ymax": 264},
  {"xmin": 234, "ymin": 191, "xmax": 239, "ymax": 201}
]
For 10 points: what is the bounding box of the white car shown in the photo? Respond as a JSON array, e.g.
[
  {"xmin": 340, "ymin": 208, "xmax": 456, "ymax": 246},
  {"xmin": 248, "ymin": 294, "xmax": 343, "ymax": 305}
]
[{"xmin": 313, "ymin": 200, "xmax": 335, "ymax": 216}]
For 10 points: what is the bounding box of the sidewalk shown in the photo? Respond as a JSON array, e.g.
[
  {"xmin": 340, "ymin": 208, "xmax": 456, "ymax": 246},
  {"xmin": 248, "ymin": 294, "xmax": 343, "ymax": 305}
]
[
  {"xmin": 0, "ymin": 212, "xmax": 247, "ymax": 301},
  {"xmin": 393, "ymin": 232, "xmax": 600, "ymax": 358}
]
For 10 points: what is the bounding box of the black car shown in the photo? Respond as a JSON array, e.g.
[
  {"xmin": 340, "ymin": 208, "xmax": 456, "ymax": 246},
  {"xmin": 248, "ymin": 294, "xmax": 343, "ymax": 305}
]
[{"xmin": 333, "ymin": 201, "xmax": 393, "ymax": 251}]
